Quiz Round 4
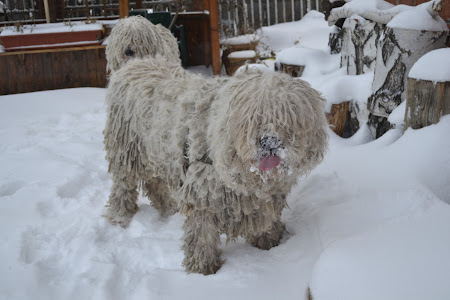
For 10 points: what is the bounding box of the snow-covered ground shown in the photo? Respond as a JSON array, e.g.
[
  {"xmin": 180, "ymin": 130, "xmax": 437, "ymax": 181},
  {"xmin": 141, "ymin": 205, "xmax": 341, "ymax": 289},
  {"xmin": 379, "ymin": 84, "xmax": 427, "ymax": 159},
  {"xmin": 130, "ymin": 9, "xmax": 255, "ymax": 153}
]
[{"xmin": 1, "ymin": 10, "xmax": 450, "ymax": 300}]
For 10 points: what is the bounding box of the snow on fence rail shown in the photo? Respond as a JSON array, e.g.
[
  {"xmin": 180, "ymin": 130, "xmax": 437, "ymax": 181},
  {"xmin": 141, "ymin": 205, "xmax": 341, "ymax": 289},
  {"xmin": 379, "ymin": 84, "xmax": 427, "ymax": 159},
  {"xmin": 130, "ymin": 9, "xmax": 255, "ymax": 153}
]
[{"xmin": 218, "ymin": 0, "xmax": 324, "ymax": 38}]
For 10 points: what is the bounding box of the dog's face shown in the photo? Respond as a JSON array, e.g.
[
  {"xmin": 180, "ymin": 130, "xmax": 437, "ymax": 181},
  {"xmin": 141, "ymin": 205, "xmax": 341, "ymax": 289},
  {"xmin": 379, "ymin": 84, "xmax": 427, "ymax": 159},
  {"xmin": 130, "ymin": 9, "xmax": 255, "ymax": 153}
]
[
  {"xmin": 105, "ymin": 16, "xmax": 179, "ymax": 74},
  {"xmin": 211, "ymin": 69, "xmax": 328, "ymax": 194}
]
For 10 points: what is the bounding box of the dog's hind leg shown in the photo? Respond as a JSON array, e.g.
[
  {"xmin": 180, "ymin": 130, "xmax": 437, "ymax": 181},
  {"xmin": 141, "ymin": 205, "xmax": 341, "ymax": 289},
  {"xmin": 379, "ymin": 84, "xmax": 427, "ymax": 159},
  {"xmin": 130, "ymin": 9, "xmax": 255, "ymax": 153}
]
[
  {"xmin": 143, "ymin": 177, "xmax": 178, "ymax": 217},
  {"xmin": 182, "ymin": 210, "xmax": 224, "ymax": 275},
  {"xmin": 245, "ymin": 219, "xmax": 285, "ymax": 250},
  {"xmin": 105, "ymin": 175, "xmax": 139, "ymax": 228}
]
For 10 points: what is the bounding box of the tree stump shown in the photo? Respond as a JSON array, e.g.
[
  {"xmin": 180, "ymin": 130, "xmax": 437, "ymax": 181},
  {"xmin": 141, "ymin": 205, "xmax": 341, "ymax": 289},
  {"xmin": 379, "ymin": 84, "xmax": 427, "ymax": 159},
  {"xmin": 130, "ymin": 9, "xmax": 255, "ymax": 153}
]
[
  {"xmin": 220, "ymin": 34, "xmax": 259, "ymax": 76},
  {"xmin": 366, "ymin": 0, "xmax": 448, "ymax": 138},
  {"xmin": 404, "ymin": 78, "xmax": 450, "ymax": 131},
  {"xmin": 279, "ymin": 63, "xmax": 305, "ymax": 77},
  {"xmin": 224, "ymin": 50, "xmax": 257, "ymax": 76},
  {"xmin": 326, "ymin": 101, "xmax": 350, "ymax": 136}
]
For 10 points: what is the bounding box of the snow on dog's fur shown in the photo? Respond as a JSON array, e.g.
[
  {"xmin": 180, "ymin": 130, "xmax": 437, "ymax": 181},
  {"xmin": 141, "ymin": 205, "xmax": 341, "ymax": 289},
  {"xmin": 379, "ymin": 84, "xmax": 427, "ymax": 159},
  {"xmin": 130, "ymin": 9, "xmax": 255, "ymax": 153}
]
[
  {"xmin": 105, "ymin": 15, "xmax": 180, "ymax": 73},
  {"xmin": 103, "ymin": 56, "xmax": 328, "ymax": 275}
]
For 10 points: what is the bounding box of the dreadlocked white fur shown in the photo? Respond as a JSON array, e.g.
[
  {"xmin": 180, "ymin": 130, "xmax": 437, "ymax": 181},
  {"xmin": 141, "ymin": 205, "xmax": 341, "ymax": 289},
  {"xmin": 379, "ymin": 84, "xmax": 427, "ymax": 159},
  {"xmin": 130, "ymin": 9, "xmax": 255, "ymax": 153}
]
[
  {"xmin": 103, "ymin": 56, "xmax": 328, "ymax": 275},
  {"xmin": 105, "ymin": 15, "xmax": 180, "ymax": 73}
]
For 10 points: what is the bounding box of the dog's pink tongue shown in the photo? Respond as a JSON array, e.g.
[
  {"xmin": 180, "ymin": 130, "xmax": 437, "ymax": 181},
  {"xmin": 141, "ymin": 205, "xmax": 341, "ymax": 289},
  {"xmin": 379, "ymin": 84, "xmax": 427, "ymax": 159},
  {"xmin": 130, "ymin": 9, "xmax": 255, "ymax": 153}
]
[{"xmin": 259, "ymin": 155, "xmax": 281, "ymax": 171}]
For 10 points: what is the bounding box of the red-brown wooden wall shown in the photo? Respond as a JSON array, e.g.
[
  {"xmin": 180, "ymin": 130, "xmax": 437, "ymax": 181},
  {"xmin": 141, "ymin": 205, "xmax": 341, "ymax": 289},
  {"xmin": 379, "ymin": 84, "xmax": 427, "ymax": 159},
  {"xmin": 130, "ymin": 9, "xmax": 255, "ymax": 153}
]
[{"xmin": 0, "ymin": 45, "xmax": 107, "ymax": 95}]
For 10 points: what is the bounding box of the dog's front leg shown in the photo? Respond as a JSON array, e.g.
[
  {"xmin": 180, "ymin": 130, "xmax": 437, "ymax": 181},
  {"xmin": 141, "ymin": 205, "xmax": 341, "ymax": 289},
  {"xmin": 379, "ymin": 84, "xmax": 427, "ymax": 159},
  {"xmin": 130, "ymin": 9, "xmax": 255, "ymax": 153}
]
[
  {"xmin": 104, "ymin": 175, "xmax": 139, "ymax": 228},
  {"xmin": 182, "ymin": 210, "xmax": 223, "ymax": 275},
  {"xmin": 246, "ymin": 219, "xmax": 285, "ymax": 250}
]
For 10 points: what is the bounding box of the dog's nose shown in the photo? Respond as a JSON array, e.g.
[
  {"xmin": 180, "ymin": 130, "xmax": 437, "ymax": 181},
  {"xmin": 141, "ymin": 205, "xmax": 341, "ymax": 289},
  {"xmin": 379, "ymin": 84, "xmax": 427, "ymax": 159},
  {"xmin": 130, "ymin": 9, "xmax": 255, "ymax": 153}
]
[{"xmin": 259, "ymin": 136, "xmax": 282, "ymax": 156}]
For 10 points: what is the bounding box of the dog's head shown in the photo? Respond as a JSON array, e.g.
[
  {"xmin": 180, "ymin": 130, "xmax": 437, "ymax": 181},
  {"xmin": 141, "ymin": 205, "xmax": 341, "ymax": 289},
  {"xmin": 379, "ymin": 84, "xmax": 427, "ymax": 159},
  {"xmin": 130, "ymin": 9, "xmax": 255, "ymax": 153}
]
[
  {"xmin": 209, "ymin": 69, "xmax": 328, "ymax": 195},
  {"xmin": 105, "ymin": 16, "xmax": 180, "ymax": 74}
]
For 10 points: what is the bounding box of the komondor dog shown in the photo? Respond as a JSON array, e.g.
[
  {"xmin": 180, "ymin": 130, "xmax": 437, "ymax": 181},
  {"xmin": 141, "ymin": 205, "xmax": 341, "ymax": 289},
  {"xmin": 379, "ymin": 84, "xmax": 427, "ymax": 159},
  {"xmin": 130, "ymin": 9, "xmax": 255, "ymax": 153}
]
[
  {"xmin": 103, "ymin": 56, "xmax": 328, "ymax": 275},
  {"xmin": 105, "ymin": 15, "xmax": 180, "ymax": 73}
]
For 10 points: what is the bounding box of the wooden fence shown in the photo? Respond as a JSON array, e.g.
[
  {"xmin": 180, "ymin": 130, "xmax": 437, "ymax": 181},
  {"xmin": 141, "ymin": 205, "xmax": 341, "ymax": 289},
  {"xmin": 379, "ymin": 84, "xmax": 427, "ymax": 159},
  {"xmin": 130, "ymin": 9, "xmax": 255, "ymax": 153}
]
[
  {"xmin": 0, "ymin": 45, "xmax": 107, "ymax": 95},
  {"xmin": 0, "ymin": 0, "xmax": 179, "ymax": 23},
  {"xmin": 218, "ymin": 0, "xmax": 325, "ymax": 37}
]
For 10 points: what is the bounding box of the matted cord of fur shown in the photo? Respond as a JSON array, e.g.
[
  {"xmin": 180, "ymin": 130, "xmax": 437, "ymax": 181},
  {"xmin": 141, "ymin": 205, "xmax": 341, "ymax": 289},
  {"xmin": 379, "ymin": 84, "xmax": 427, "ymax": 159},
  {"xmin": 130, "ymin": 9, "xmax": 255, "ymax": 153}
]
[{"xmin": 103, "ymin": 56, "xmax": 328, "ymax": 275}]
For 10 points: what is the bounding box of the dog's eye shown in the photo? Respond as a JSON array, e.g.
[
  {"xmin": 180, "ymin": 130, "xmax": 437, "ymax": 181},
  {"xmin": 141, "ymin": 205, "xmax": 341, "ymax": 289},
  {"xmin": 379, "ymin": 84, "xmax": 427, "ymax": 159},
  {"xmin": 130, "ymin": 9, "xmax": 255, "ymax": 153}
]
[{"xmin": 125, "ymin": 47, "xmax": 135, "ymax": 57}]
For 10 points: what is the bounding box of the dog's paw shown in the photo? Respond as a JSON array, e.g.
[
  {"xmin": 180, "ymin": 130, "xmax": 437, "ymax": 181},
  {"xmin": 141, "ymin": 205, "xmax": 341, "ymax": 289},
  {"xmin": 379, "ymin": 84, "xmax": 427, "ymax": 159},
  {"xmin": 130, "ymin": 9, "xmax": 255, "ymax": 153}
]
[
  {"xmin": 182, "ymin": 255, "xmax": 224, "ymax": 275},
  {"xmin": 103, "ymin": 208, "xmax": 137, "ymax": 228},
  {"xmin": 247, "ymin": 221, "xmax": 286, "ymax": 250},
  {"xmin": 247, "ymin": 233, "xmax": 281, "ymax": 250}
]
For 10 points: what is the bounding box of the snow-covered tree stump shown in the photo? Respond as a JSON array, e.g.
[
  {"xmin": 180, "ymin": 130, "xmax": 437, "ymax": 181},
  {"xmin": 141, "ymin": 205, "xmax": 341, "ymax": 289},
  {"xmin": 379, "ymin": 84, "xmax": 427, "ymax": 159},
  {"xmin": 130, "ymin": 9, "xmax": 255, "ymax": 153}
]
[
  {"xmin": 224, "ymin": 50, "xmax": 257, "ymax": 75},
  {"xmin": 327, "ymin": 101, "xmax": 350, "ymax": 136},
  {"xmin": 404, "ymin": 79, "xmax": 449, "ymax": 130},
  {"xmin": 220, "ymin": 34, "xmax": 259, "ymax": 76},
  {"xmin": 280, "ymin": 63, "xmax": 304, "ymax": 77},
  {"xmin": 403, "ymin": 48, "xmax": 450, "ymax": 131},
  {"xmin": 367, "ymin": 1, "xmax": 448, "ymax": 137}
]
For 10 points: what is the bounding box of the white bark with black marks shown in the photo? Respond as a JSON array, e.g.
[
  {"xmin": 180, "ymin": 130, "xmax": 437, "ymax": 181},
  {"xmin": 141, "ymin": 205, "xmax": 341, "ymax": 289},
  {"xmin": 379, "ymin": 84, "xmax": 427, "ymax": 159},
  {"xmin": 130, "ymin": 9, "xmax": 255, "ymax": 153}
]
[
  {"xmin": 341, "ymin": 17, "xmax": 384, "ymax": 75},
  {"xmin": 368, "ymin": 26, "xmax": 447, "ymax": 119}
]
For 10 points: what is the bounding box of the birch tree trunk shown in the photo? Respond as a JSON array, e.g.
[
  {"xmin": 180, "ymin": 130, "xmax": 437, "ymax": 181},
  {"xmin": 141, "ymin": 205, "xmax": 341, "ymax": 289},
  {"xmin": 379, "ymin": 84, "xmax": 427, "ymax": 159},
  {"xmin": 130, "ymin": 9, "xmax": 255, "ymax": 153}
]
[
  {"xmin": 335, "ymin": 17, "xmax": 384, "ymax": 137},
  {"xmin": 367, "ymin": 26, "xmax": 447, "ymax": 137},
  {"xmin": 341, "ymin": 17, "xmax": 383, "ymax": 75}
]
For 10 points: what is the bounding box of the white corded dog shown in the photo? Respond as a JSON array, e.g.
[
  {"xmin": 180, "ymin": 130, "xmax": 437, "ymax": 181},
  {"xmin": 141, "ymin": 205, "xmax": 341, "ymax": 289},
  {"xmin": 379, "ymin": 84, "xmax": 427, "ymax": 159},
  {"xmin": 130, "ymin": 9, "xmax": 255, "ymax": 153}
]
[{"xmin": 103, "ymin": 56, "xmax": 328, "ymax": 275}]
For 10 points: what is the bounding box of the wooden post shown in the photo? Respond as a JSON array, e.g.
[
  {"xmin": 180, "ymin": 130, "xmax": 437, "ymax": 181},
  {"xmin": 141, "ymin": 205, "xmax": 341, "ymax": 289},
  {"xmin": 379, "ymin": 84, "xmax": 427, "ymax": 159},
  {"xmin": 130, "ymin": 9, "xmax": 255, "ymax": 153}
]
[
  {"xmin": 119, "ymin": 0, "xmax": 129, "ymax": 18},
  {"xmin": 43, "ymin": 0, "xmax": 50, "ymax": 23},
  {"xmin": 46, "ymin": 0, "xmax": 59, "ymax": 23},
  {"xmin": 85, "ymin": 0, "xmax": 90, "ymax": 18},
  {"xmin": 209, "ymin": 0, "xmax": 221, "ymax": 75}
]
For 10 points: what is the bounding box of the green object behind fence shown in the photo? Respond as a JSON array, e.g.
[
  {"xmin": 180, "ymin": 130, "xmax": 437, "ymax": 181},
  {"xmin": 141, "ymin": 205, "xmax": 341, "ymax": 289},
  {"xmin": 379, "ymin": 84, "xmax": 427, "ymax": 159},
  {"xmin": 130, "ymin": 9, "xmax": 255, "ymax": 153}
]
[{"xmin": 129, "ymin": 10, "xmax": 187, "ymax": 68}]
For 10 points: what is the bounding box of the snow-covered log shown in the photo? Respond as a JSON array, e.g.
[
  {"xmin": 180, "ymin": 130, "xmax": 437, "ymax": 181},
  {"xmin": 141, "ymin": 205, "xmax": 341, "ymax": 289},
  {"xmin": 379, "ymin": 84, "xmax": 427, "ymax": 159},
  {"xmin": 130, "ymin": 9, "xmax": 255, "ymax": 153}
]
[
  {"xmin": 328, "ymin": 0, "xmax": 442, "ymax": 26},
  {"xmin": 403, "ymin": 48, "xmax": 450, "ymax": 131},
  {"xmin": 366, "ymin": 1, "xmax": 448, "ymax": 138}
]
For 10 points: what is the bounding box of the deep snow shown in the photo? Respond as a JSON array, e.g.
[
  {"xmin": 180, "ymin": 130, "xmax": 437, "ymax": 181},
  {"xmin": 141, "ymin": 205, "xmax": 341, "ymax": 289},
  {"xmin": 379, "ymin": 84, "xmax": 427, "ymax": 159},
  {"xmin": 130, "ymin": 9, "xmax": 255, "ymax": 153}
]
[{"xmin": 1, "ymin": 9, "xmax": 450, "ymax": 300}]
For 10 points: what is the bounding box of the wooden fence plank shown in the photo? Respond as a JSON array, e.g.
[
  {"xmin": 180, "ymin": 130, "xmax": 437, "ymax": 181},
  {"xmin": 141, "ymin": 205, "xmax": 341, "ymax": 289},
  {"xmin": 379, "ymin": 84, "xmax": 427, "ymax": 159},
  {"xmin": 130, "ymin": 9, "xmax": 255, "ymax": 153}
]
[
  {"xmin": 6, "ymin": 56, "xmax": 19, "ymax": 94},
  {"xmin": 95, "ymin": 48, "xmax": 107, "ymax": 87},
  {"xmin": 42, "ymin": 51, "xmax": 55, "ymax": 91},
  {"xmin": 0, "ymin": 56, "xmax": 11, "ymax": 95},
  {"xmin": 23, "ymin": 53, "xmax": 36, "ymax": 92},
  {"xmin": 86, "ymin": 49, "xmax": 99, "ymax": 87},
  {"xmin": 0, "ymin": 45, "xmax": 107, "ymax": 95},
  {"xmin": 32, "ymin": 53, "xmax": 45, "ymax": 92}
]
